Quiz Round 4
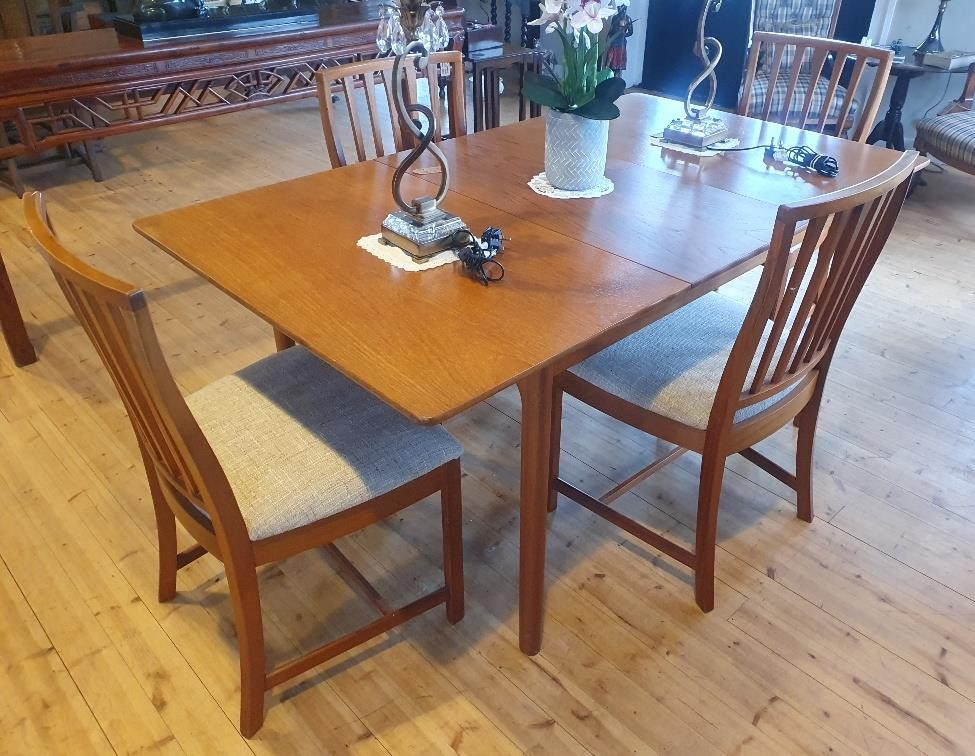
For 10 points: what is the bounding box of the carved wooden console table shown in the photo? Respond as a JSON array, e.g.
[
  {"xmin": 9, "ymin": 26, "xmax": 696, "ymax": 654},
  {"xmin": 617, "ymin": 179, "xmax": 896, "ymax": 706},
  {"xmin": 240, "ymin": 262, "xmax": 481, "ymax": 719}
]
[{"xmin": 0, "ymin": 6, "xmax": 464, "ymax": 194}]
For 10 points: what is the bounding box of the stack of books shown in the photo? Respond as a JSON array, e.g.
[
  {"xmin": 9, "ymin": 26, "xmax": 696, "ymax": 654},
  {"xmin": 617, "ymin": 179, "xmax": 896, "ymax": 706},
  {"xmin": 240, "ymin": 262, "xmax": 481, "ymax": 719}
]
[{"xmin": 920, "ymin": 51, "xmax": 975, "ymax": 71}]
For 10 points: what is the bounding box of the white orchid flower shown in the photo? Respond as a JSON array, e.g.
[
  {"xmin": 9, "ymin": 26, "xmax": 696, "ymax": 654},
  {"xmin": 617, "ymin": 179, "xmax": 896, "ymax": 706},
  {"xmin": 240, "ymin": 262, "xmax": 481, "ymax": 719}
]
[
  {"xmin": 527, "ymin": 0, "xmax": 565, "ymax": 31},
  {"xmin": 569, "ymin": 0, "xmax": 615, "ymax": 34}
]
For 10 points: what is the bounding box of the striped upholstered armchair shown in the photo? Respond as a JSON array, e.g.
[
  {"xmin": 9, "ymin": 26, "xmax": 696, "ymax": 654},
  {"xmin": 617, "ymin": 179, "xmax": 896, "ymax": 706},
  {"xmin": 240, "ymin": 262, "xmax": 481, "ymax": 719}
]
[
  {"xmin": 742, "ymin": 0, "xmax": 853, "ymax": 130},
  {"xmin": 915, "ymin": 64, "xmax": 975, "ymax": 178}
]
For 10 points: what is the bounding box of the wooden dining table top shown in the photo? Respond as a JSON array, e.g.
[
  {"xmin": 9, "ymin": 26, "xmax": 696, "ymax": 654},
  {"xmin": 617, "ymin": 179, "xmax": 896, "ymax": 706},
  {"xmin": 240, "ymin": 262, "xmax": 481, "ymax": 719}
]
[{"xmin": 133, "ymin": 93, "xmax": 902, "ymax": 426}]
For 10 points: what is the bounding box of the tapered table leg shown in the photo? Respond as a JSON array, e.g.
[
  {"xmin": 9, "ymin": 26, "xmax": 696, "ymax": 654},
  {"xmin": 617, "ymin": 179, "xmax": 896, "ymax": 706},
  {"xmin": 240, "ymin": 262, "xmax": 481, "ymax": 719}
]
[
  {"xmin": 517, "ymin": 366, "xmax": 554, "ymax": 655},
  {"xmin": 0, "ymin": 254, "xmax": 36, "ymax": 367}
]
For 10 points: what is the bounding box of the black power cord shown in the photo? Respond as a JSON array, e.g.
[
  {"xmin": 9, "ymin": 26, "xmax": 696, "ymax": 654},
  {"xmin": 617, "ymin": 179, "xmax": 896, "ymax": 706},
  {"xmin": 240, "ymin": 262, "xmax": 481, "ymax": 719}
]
[
  {"xmin": 659, "ymin": 136, "xmax": 841, "ymax": 177},
  {"xmin": 769, "ymin": 144, "xmax": 840, "ymax": 178},
  {"xmin": 451, "ymin": 227, "xmax": 506, "ymax": 285}
]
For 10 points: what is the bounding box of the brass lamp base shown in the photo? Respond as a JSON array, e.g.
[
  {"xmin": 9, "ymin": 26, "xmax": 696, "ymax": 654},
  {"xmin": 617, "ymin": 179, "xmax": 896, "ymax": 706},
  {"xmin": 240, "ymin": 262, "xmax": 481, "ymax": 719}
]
[
  {"xmin": 663, "ymin": 115, "xmax": 729, "ymax": 148},
  {"xmin": 381, "ymin": 197, "xmax": 467, "ymax": 260}
]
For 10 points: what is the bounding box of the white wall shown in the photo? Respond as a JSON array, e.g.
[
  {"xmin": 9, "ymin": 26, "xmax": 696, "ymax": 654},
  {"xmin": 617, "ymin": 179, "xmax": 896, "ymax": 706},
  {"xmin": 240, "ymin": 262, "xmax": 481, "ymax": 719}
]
[{"xmin": 872, "ymin": 0, "xmax": 975, "ymax": 143}]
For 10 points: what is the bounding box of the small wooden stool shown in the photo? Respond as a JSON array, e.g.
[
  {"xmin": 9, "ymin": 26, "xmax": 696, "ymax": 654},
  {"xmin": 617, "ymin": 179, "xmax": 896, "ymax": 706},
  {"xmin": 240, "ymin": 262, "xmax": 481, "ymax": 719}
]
[{"xmin": 468, "ymin": 45, "xmax": 543, "ymax": 133}]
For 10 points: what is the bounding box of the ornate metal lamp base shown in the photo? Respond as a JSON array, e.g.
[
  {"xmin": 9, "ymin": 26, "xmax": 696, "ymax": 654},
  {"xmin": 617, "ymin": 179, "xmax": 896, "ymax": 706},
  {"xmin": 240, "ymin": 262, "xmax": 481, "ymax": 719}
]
[
  {"xmin": 381, "ymin": 205, "xmax": 467, "ymax": 260},
  {"xmin": 663, "ymin": 115, "xmax": 729, "ymax": 148}
]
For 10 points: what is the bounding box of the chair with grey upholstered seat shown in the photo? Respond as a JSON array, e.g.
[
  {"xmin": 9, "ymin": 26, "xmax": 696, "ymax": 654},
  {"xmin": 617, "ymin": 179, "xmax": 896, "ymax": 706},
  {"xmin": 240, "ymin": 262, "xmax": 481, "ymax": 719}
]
[
  {"xmin": 547, "ymin": 151, "xmax": 922, "ymax": 613},
  {"xmin": 23, "ymin": 191, "xmax": 465, "ymax": 738}
]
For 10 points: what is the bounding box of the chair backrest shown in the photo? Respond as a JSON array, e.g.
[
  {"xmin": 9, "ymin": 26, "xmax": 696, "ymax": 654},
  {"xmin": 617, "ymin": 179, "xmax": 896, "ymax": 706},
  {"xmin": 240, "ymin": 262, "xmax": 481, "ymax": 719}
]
[
  {"xmin": 710, "ymin": 151, "xmax": 921, "ymax": 434},
  {"xmin": 739, "ymin": 32, "xmax": 892, "ymax": 142},
  {"xmin": 22, "ymin": 192, "xmax": 247, "ymax": 549},
  {"xmin": 753, "ymin": 0, "xmax": 841, "ymax": 40},
  {"xmin": 316, "ymin": 51, "xmax": 467, "ymax": 167}
]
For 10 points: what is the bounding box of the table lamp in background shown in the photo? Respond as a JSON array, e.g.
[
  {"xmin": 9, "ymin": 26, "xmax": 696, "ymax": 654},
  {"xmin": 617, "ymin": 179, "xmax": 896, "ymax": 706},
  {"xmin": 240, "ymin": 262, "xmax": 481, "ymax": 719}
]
[
  {"xmin": 916, "ymin": 0, "xmax": 951, "ymax": 58},
  {"xmin": 662, "ymin": 0, "xmax": 729, "ymax": 148}
]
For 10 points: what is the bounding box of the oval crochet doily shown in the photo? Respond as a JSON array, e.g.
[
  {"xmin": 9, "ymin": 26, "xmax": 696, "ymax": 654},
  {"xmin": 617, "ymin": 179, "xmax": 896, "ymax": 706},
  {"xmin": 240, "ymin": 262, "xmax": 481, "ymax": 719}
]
[
  {"xmin": 357, "ymin": 234, "xmax": 457, "ymax": 272},
  {"xmin": 528, "ymin": 172, "xmax": 615, "ymax": 199},
  {"xmin": 649, "ymin": 135, "xmax": 741, "ymax": 157}
]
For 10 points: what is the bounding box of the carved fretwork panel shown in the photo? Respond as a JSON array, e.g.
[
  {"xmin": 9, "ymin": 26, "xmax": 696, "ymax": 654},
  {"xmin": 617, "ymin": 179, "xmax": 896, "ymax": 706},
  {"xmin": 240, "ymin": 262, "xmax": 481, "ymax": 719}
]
[{"xmin": 0, "ymin": 53, "xmax": 362, "ymax": 160}]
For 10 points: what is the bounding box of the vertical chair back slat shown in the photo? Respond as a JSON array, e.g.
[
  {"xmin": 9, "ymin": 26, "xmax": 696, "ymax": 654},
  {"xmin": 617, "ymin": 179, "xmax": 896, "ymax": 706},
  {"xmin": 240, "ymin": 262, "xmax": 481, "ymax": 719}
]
[
  {"xmin": 22, "ymin": 192, "xmax": 244, "ymax": 544},
  {"xmin": 316, "ymin": 51, "xmax": 467, "ymax": 167},
  {"xmin": 833, "ymin": 54, "xmax": 868, "ymax": 137},
  {"xmin": 708, "ymin": 152, "xmax": 920, "ymax": 427},
  {"xmin": 341, "ymin": 74, "xmax": 369, "ymax": 163},
  {"xmin": 761, "ymin": 42, "xmax": 788, "ymax": 121},
  {"xmin": 360, "ymin": 70, "xmax": 386, "ymax": 157},
  {"xmin": 748, "ymin": 214, "xmax": 827, "ymax": 394},
  {"xmin": 796, "ymin": 46, "xmax": 831, "ymax": 126},
  {"xmin": 814, "ymin": 53, "xmax": 846, "ymax": 133},
  {"xmin": 739, "ymin": 32, "xmax": 893, "ymax": 142}
]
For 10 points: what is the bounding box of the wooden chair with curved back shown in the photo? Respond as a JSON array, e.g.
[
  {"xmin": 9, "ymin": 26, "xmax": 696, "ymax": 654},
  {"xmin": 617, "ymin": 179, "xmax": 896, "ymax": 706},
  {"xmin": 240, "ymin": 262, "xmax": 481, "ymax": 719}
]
[
  {"xmin": 315, "ymin": 50, "xmax": 467, "ymax": 167},
  {"xmin": 548, "ymin": 151, "xmax": 921, "ymax": 612},
  {"xmin": 739, "ymin": 32, "xmax": 892, "ymax": 142},
  {"xmin": 23, "ymin": 191, "xmax": 465, "ymax": 737}
]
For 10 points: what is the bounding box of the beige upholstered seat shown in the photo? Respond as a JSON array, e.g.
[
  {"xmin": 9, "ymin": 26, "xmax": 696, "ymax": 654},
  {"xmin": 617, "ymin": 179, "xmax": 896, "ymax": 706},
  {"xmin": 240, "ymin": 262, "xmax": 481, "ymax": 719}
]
[
  {"xmin": 569, "ymin": 291, "xmax": 791, "ymax": 430},
  {"xmin": 187, "ymin": 346, "xmax": 462, "ymax": 541}
]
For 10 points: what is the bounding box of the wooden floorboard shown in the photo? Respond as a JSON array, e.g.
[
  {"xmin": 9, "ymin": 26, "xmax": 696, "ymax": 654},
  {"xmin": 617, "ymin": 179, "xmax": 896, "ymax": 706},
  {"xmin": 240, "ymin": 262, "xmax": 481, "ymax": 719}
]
[{"xmin": 1, "ymin": 96, "xmax": 973, "ymax": 753}]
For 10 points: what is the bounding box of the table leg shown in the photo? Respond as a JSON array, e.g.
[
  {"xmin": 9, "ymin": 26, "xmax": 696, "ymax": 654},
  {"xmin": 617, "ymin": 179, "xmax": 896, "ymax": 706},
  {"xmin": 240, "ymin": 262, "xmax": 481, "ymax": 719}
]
[
  {"xmin": 273, "ymin": 329, "xmax": 295, "ymax": 351},
  {"xmin": 867, "ymin": 73, "xmax": 912, "ymax": 150},
  {"xmin": 517, "ymin": 366, "xmax": 555, "ymax": 655},
  {"xmin": 473, "ymin": 68, "xmax": 484, "ymax": 133},
  {"xmin": 0, "ymin": 255, "xmax": 37, "ymax": 367}
]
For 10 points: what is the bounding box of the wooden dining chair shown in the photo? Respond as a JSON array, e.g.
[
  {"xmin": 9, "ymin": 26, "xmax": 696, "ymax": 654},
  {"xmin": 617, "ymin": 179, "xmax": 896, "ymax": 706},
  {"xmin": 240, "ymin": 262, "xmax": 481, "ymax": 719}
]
[
  {"xmin": 0, "ymin": 247, "xmax": 37, "ymax": 367},
  {"xmin": 548, "ymin": 151, "xmax": 921, "ymax": 612},
  {"xmin": 315, "ymin": 51, "xmax": 467, "ymax": 167},
  {"xmin": 23, "ymin": 191, "xmax": 465, "ymax": 737},
  {"xmin": 739, "ymin": 32, "xmax": 892, "ymax": 142}
]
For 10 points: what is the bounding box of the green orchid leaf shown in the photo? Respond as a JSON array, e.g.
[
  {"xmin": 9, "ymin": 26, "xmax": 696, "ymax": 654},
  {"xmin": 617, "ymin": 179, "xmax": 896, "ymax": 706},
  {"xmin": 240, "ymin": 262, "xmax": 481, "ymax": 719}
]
[
  {"xmin": 595, "ymin": 76, "xmax": 626, "ymax": 103},
  {"xmin": 573, "ymin": 99, "xmax": 621, "ymax": 120},
  {"xmin": 523, "ymin": 76, "xmax": 571, "ymax": 111},
  {"xmin": 576, "ymin": 89, "xmax": 596, "ymax": 108}
]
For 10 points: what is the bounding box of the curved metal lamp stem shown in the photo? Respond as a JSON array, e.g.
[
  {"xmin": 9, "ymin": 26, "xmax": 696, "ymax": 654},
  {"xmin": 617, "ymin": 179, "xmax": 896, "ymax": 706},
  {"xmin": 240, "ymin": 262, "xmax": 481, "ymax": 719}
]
[
  {"xmin": 684, "ymin": 0, "xmax": 724, "ymax": 121},
  {"xmin": 390, "ymin": 41, "xmax": 450, "ymax": 213},
  {"xmin": 380, "ymin": 40, "xmax": 467, "ymax": 260},
  {"xmin": 661, "ymin": 0, "xmax": 728, "ymax": 148}
]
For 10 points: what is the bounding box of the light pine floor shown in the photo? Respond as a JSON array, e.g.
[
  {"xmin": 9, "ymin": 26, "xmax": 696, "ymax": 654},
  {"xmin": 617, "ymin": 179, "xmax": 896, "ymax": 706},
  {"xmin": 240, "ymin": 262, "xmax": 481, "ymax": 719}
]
[{"xmin": 1, "ymin": 97, "xmax": 975, "ymax": 755}]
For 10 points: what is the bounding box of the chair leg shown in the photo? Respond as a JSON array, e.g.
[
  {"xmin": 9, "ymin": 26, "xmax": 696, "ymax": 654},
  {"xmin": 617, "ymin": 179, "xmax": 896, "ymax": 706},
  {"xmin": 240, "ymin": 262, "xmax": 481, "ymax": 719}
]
[
  {"xmin": 272, "ymin": 328, "xmax": 295, "ymax": 351},
  {"xmin": 547, "ymin": 385, "xmax": 564, "ymax": 513},
  {"xmin": 141, "ymin": 452, "xmax": 178, "ymax": 603},
  {"xmin": 441, "ymin": 460, "xmax": 465, "ymax": 624},
  {"xmin": 153, "ymin": 500, "xmax": 178, "ymax": 604},
  {"xmin": 0, "ymin": 255, "xmax": 37, "ymax": 367},
  {"xmin": 693, "ymin": 452, "xmax": 726, "ymax": 613},
  {"xmin": 795, "ymin": 404, "xmax": 820, "ymax": 523},
  {"xmin": 226, "ymin": 562, "xmax": 267, "ymax": 738}
]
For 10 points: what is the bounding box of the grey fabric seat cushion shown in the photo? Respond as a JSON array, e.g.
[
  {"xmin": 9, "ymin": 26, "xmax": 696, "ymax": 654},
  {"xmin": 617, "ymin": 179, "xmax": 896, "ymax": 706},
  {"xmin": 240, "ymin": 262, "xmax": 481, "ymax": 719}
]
[
  {"xmin": 569, "ymin": 292, "xmax": 792, "ymax": 431},
  {"xmin": 917, "ymin": 111, "xmax": 975, "ymax": 169},
  {"xmin": 187, "ymin": 346, "xmax": 462, "ymax": 541}
]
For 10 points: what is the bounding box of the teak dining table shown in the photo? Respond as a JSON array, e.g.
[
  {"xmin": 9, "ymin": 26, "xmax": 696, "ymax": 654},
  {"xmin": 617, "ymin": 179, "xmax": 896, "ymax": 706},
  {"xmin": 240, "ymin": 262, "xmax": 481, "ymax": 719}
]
[{"xmin": 134, "ymin": 93, "xmax": 902, "ymax": 656}]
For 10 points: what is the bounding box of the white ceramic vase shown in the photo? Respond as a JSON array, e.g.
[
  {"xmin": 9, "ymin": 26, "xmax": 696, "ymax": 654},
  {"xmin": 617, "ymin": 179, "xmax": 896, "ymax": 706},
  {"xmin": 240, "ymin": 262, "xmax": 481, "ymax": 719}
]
[{"xmin": 543, "ymin": 109, "xmax": 609, "ymax": 192}]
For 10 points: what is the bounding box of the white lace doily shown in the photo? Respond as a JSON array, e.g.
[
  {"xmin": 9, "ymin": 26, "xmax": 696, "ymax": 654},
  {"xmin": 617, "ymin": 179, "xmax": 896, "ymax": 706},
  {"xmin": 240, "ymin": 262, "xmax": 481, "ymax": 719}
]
[
  {"xmin": 528, "ymin": 172, "xmax": 615, "ymax": 199},
  {"xmin": 649, "ymin": 135, "xmax": 741, "ymax": 157},
  {"xmin": 357, "ymin": 234, "xmax": 457, "ymax": 272}
]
